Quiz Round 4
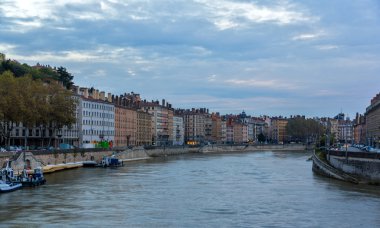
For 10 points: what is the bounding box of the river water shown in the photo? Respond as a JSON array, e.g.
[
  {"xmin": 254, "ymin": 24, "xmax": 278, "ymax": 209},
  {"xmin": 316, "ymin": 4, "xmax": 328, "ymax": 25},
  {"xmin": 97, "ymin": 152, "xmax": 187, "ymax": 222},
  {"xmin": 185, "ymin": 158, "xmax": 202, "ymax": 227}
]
[{"xmin": 1, "ymin": 151, "xmax": 380, "ymax": 227}]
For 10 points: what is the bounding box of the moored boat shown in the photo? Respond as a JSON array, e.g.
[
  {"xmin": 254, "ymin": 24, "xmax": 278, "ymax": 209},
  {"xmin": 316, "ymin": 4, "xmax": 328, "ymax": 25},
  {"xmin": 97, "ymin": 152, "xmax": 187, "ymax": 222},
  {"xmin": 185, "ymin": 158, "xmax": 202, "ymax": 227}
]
[
  {"xmin": 100, "ymin": 155, "xmax": 123, "ymax": 167},
  {"xmin": 0, "ymin": 180, "xmax": 22, "ymax": 193},
  {"xmin": 17, "ymin": 167, "xmax": 46, "ymax": 187},
  {"xmin": 0, "ymin": 160, "xmax": 22, "ymax": 193}
]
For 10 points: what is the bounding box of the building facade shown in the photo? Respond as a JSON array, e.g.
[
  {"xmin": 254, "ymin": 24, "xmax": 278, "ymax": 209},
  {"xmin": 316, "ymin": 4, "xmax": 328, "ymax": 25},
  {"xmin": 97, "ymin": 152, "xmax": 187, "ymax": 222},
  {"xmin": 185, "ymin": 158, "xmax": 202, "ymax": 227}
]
[
  {"xmin": 115, "ymin": 106, "xmax": 137, "ymax": 147},
  {"xmin": 77, "ymin": 88, "xmax": 115, "ymax": 147},
  {"xmin": 173, "ymin": 116, "xmax": 184, "ymax": 145},
  {"xmin": 366, "ymin": 93, "xmax": 380, "ymax": 148},
  {"xmin": 142, "ymin": 100, "xmax": 174, "ymax": 146},
  {"xmin": 136, "ymin": 110, "xmax": 153, "ymax": 146}
]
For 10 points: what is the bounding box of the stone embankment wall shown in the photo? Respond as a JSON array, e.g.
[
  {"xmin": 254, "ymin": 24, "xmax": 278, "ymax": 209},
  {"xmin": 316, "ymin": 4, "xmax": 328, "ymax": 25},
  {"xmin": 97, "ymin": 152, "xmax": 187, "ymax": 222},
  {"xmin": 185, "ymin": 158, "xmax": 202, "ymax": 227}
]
[
  {"xmin": 0, "ymin": 148, "xmax": 150, "ymax": 173},
  {"xmin": 328, "ymin": 155, "xmax": 380, "ymax": 183},
  {"xmin": 200, "ymin": 144, "xmax": 306, "ymax": 153},
  {"xmin": 312, "ymin": 152, "xmax": 358, "ymax": 184}
]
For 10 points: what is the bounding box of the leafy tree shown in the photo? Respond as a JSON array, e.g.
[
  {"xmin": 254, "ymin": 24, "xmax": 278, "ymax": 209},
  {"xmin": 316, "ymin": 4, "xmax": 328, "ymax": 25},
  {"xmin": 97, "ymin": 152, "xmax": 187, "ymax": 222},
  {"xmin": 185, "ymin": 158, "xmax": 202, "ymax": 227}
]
[
  {"xmin": 286, "ymin": 117, "xmax": 324, "ymax": 144},
  {"xmin": 0, "ymin": 71, "xmax": 24, "ymax": 146},
  {"xmin": 0, "ymin": 72, "xmax": 76, "ymax": 147},
  {"xmin": 46, "ymin": 81, "xmax": 77, "ymax": 146}
]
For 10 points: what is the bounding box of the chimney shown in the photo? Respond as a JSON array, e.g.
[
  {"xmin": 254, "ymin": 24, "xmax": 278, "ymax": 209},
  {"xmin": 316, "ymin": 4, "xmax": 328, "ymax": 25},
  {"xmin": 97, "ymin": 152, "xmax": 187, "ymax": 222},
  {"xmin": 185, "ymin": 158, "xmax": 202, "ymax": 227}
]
[
  {"xmin": 99, "ymin": 91, "xmax": 105, "ymax": 101},
  {"xmin": 107, "ymin": 93, "xmax": 112, "ymax": 102},
  {"xmin": 83, "ymin": 88, "xmax": 89, "ymax": 98}
]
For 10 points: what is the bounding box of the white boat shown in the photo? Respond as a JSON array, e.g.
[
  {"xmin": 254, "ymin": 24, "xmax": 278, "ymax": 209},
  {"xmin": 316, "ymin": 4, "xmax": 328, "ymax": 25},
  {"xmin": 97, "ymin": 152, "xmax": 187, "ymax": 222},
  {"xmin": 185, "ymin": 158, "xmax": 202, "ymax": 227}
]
[
  {"xmin": 0, "ymin": 180, "xmax": 22, "ymax": 193},
  {"xmin": 100, "ymin": 155, "xmax": 123, "ymax": 167},
  {"xmin": 0, "ymin": 160, "xmax": 22, "ymax": 193}
]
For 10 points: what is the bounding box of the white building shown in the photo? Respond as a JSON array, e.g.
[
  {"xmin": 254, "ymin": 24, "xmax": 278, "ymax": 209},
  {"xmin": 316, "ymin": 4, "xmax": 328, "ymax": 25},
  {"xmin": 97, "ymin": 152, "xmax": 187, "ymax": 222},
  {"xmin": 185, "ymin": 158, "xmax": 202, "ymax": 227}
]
[
  {"xmin": 173, "ymin": 116, "xmax": 184, "ymax": 145},
  {"xmin": 76, "ymin": 88, "xmax": 115, "ymax": 147}
]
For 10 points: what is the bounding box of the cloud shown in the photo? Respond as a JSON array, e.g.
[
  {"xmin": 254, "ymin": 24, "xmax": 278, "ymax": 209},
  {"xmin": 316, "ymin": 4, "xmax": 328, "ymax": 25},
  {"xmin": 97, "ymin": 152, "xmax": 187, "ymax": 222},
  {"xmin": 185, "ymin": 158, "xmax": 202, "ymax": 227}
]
[
  {"xmin": 292, "ymin": 31, "xmax": 325, "ymax": 41},
  {"xmin": 225, "ymin": 78, "xmax": 298, "ymax": 90},
  {"xmin": 196, "ymin": 0, "xmax": 315, "ymax": 30},
  {"xmin": 208, "ymin": 74, "xmax": 217, "ymax": 82},
  {"xmin": 316, "ymin": 45, "xmax": 339, "ymax": 50}
]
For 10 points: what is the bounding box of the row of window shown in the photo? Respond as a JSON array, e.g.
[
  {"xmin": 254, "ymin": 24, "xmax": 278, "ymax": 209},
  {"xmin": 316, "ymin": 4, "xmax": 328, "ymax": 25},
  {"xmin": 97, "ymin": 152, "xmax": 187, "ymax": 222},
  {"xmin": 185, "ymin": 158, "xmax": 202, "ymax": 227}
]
[
  {"xmin": 82, "ymin": 110, "xmax": 114, "ymax": 119},
  {"xmin": 82, "ymin": 119, "xmax": 114, "ymax": 127},
  {"xmin": 82, "ymin": 129, "xmax": 114, "ymax": 136},
  {"xmin": 83, "ymin": 102, "xmax": 114, "ymax": 111},
  {"xmin": 12, "ymin": 129, "xmax": 77, "ymax": 137}
]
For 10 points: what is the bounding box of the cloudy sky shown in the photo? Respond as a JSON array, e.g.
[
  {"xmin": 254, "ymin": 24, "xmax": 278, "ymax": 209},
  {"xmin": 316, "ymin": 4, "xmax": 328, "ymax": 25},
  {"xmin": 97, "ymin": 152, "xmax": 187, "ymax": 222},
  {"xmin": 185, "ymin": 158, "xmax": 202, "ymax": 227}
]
[{"xmin": 1, "ymin": 0, "xmax": 379, "ymax": 118}]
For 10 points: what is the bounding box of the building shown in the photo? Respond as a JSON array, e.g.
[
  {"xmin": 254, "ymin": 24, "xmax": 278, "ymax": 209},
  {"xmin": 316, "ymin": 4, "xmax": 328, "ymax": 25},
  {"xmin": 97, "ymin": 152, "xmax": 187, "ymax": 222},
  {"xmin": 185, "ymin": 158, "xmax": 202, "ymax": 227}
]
[
  {"xmin": 77, "ymin": 88, "xmax": 115, "ymax": 147},
  {"xmin": 114, "ymin": 106, "xmax": 137, "ymax": 147},
  {"xmin": 221, "ymin": 119, "xmax": 227, "ymax": 144},
  {"xmin": 183, "ymin": 108, "xmax": 208, "ymax": 144},
  {"xmin": 136, "ymin": 110, "xmax": 153, "ymax": 146},
  {"xmin": 270, "ymin": 117, "xmax": 288, "ymax": 143},
  {"xmin": 141, "ymin": 100, "xmax": 173, "ymax": 146},
  {"xmin": 211, "ymin": 113, "xmax": 222, "ymax": 144},
  {"xmin": 365, "ymin": 93, "xmax": 380, "ymax": 148},
  {"xmin": 353, "ymin": 113, "xmax": 366, "ymax": 145},
  {"xmin": 173, "ymin": 116, "xmax": 184, "ymax": 145}
]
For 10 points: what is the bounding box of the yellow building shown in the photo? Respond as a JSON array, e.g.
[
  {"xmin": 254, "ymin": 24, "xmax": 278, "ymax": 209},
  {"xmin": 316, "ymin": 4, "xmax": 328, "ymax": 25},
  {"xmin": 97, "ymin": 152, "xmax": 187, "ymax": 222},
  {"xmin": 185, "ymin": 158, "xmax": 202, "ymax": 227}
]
[{"xmin": 271, "ymin": 118, "xmax": 288, "ymax": 143}]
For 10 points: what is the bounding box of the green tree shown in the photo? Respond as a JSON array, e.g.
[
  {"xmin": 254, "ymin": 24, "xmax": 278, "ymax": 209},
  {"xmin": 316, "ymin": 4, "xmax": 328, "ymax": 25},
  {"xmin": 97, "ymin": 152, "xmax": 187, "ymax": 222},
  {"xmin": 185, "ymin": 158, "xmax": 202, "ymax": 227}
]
[
  {"xmin": 0, "ymin": 71, "xmax": 24, "ymax": 146},
  {"xmin": 46, "ymin": 82, "xmax": 77, "ymax": 146},
  {"xmin": 286, "ymin": 117, "xmax": 324, "ymax": 144}
]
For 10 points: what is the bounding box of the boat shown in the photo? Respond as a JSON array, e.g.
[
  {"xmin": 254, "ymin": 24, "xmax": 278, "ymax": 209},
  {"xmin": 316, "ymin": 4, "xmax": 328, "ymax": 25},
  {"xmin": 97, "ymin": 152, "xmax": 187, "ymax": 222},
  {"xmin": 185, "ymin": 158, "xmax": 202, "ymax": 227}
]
[
  {"xmin": 16, "ymin": 167, "xmax": 46, "ymax": 187},
  {"xmin": 82, "ymin": 161, "xmax": 98, "ymax": 167},
  {"xmin": 0, "ymin": 180, "xmax": 22, "ymax": 193},
  {"xmin": 100, "ymin": 155, "xmax": 123, "ymax": 167},
  {"xmin": 0, "ymin": 161, "xmax": 22, "ymax": 193}
]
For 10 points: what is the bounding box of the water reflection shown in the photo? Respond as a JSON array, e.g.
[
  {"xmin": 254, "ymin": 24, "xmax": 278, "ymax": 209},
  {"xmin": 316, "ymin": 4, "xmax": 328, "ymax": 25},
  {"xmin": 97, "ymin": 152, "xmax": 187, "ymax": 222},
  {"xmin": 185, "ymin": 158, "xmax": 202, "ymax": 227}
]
[{"xmin": 1, "ymin": 151, "xmax": 380, "ymax": 227}]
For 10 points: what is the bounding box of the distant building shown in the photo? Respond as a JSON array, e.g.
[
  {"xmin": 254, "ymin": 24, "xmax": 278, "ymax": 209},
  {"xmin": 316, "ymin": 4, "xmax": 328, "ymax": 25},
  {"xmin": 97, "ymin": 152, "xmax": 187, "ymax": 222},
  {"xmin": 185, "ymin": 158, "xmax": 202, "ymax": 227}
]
[
  {"xmin": 270, "ymin": 117, "xmax": 288, "ymax": 143},
  {"xmin": 177, "ymin": 108, "xmax": 209, "ymax": 145},
  {"xmin": 173, "ymin": 116, "xmax": 184, "ymax": 146},
  {"xmin": 114, "ymin": 106, "xmax": 137, "ymax": 147},
  {"xmin": 76, "ymin": 87, "xmax": 115, "ymax": 147},
  {"xmin": 211, "ymin": 113, "xmax": 222, "ymax": 144},
  {"xmin": 353, "ymin": 113, "xmax": 366, "ymax": 145},
  {"xmin": 141, "ymin": 100, "xmax": 173, "ymax": 146},
  {"xmin": 136, "ymin": 110, "xmax": 153, "ymax": 146},
  {"xmin": 365, "ymin": 93, "xmax": 380, "ymax": 148}
]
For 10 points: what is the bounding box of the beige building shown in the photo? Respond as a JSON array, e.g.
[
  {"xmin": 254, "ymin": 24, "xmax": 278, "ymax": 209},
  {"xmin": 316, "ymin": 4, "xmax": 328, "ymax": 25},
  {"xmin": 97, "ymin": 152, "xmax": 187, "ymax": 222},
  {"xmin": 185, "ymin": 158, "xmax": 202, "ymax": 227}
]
[
  {"xmin": 136, "ymin": 110, "xmax": 153, "ymax": 146},
  {"xmin": 270, "ymin": 118, "xmax": 288, "ymax": 143},
  {"xmin": 211, "ymin": 113, "xmax": 222, "ymax": 143},
  {"xmin": 141, "ymin": 100, "xmax": 173, "ymax": 146},
  {"xmin": 114, "ymin": 106, "xmax": 137, "ymax": 147},
  {"xmin": 366, "ymin": 93, "xmax": 380, "ymax": 148}
]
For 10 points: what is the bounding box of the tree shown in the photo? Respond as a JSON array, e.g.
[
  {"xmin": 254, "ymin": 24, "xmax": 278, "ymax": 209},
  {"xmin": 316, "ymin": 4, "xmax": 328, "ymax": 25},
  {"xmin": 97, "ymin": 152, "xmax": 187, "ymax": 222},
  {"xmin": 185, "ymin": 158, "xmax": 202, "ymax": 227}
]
[
  {"xmin": 46, "ymin": 82, "xmax": 77, "ymax": 146},
  {"xmin": 257, "ymin": 133, "xmax": 266, "ymax": 143},
  {"xmin": 0, "ymin": 72, "xmax": 77, "ymax": 148},
  {"xmin": 0, "ymin": 71, "xmax": 24, "ymax": 146},
  {"xmin": 57, "ymin": 67, "xmax": 74, "ymax": 89},
  {"xmin": 286, "ymin": 117, "xmax": 324, "ymax": 144}
]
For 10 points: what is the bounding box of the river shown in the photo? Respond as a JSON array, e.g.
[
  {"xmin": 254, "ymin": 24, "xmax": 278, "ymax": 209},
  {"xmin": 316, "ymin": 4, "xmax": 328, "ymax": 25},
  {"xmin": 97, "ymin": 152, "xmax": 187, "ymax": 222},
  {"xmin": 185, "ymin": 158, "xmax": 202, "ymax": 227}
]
[{"xmin": 1, "ymin": 151, "xmax": 380, "ymax": 227}]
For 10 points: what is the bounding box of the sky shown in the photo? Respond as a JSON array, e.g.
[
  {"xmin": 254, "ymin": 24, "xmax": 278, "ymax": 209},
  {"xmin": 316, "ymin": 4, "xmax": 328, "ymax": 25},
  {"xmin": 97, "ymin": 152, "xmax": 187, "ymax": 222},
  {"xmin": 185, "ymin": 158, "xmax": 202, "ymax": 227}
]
[{"xmin": 1, "ymin": 0, "xmax": 379, "ymax": 118}]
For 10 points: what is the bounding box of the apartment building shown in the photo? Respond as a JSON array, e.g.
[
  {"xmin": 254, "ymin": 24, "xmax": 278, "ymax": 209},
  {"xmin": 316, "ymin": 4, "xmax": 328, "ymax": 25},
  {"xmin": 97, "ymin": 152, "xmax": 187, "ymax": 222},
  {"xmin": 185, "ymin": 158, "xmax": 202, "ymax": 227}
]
[
  {"xmin": 366, "ymin": 93, "xmax": 380, "ymax": 148},
  {"xmin": 141, "ymin": 100, "xmax": 173, "ymax": 146}
]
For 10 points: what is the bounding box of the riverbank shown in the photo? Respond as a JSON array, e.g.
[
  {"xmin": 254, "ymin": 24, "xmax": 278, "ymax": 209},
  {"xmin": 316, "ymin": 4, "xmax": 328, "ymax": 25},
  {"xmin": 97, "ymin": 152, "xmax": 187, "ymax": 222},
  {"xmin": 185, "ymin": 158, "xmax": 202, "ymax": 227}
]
[
  {"xmin": 312, "ymin": 150, "xmax": 380, "ymax": 184},
  {"xmin": 0, "ymin": 144, "xmax": 307, "ymax": 174}
]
